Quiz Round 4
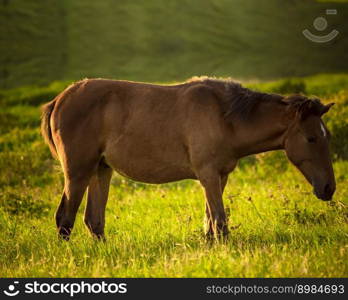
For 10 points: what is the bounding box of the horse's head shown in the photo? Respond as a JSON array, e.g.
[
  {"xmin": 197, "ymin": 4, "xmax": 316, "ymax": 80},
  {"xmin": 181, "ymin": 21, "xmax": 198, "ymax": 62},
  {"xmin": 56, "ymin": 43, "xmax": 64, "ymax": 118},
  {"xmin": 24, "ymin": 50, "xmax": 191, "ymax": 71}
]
[{"xmin": 283, "ymin": 96, "xmax": 335, "ymax": 201}]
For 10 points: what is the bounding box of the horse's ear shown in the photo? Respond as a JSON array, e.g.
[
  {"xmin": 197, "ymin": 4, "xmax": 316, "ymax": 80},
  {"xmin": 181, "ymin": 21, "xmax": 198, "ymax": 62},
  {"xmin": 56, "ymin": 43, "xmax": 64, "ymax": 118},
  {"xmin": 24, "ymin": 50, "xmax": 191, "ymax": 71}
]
[
  {"xmin": 299, "ymin": 100, "xmax": 315, "ymax": 120},
  {"xmin": 321, "ymin": 103, "xmax": 335, "ymax": 115},
  {"xmin": 282, "ymin": 96, "xmax": 309, "ymax": 121}
]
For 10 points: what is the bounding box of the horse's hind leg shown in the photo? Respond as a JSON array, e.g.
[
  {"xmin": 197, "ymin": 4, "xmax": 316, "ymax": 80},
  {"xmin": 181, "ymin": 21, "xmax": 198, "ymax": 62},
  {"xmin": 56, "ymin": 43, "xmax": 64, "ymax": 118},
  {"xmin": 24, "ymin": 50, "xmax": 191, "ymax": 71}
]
[
  {"xmin": 55, "ymin": 151, "xmax": 97, "ymax": 240},
  {"xmin": 84, "ymin": 162, "xmax": 113, "ymax": 239},
  {"xmin": 55, "ymin": 174, "xmax": 91, "ymax": 240}
]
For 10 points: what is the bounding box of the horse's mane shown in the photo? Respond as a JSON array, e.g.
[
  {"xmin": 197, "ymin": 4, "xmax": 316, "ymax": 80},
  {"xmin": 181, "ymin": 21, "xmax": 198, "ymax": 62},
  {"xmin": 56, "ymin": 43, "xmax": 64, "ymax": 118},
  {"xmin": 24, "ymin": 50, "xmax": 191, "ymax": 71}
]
[
  {"xmin": 223, "ymin": 81, "xmax": 283, "ymax": 121},
  {"xmin": 187, "ymin": 77, "xmax": 325, "ymax": 122}
]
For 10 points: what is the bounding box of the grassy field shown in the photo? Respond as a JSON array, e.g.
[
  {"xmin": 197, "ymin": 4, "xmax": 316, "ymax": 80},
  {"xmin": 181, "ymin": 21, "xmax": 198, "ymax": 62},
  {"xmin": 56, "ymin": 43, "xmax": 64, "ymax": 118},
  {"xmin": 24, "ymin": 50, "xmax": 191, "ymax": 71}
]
[{"xmin": 0, "ymin": 74, "xmax": 347, "ymax": 277}]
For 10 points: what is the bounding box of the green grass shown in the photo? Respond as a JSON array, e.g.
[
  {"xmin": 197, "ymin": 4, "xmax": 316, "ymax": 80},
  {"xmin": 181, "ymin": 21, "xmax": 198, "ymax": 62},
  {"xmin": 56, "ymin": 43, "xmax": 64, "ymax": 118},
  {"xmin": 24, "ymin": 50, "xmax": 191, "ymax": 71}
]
[{"xmin": 0, "ymin": 74, "xmax": 347, "ymax": 277}]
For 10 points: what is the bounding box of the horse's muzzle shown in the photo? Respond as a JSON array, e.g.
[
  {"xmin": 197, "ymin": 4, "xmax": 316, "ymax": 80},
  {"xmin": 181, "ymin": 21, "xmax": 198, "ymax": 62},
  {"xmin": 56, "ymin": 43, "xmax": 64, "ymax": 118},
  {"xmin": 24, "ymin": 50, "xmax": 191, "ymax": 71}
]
[{"xmin": 313, "ymin": 183, "xmax": 335, "ymax": 201}]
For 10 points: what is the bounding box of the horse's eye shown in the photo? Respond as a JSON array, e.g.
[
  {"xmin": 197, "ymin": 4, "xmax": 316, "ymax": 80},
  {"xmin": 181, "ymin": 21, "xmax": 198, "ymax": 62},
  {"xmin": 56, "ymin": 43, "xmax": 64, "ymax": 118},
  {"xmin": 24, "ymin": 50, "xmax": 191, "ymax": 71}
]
[{"xmin": 307, "ymin": 137, "xmax": 317, "ymax": 143}]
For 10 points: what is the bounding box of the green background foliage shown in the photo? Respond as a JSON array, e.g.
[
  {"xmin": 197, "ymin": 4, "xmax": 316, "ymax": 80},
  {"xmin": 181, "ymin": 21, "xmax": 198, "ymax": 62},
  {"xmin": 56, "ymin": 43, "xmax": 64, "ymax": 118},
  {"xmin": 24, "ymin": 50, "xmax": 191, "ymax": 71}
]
[{"xmin": 1, "ymin": 0, "xmax": 348, "ymax": 88}]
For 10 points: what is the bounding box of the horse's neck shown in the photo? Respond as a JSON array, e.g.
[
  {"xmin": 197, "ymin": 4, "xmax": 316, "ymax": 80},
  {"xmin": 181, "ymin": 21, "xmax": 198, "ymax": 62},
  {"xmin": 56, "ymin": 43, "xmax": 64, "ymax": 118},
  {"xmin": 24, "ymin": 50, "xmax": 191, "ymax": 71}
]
[{"xmin": 234, "ymin": 102, "xmax": 288, "ymax": 157}]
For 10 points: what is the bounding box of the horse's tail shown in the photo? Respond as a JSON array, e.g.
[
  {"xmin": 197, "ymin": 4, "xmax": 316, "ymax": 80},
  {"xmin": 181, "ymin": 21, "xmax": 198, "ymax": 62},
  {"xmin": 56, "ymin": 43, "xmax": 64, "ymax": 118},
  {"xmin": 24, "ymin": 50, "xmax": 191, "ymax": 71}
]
[{"xmin": 41, "ymin": 99, "xmax": 58, "ymax": 159}]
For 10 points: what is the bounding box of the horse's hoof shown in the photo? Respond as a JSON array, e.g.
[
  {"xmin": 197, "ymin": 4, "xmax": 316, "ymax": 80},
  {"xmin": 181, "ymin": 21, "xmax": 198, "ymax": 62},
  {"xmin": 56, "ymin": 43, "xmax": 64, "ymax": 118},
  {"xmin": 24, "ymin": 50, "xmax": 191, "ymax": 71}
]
[
  {"xmin": 93, "ymin": 233, "xmax": 106, "ymax": 242},
  {"xmin": 58, "ymin": 227, "xmax": 71, "ymax": 241},
  {"xmin": 58, "ymin": 233, "xmax": 70, "ymax": 241},
  {"xmin": 205, "ymin": 229, "xmax": 229, "ymax": 243}
]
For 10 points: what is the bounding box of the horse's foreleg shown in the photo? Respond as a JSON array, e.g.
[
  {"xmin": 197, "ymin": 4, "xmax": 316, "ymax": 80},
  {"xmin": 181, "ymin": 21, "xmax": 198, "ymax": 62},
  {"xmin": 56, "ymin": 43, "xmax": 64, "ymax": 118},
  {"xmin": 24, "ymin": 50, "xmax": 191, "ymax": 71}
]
[
  {"xmin": 199, "ymin": 170, "xmax": 229, "ymax": 239},
  {"xmin": 84, "ymin": 164, "xmax": 112, "ymax": 240}
]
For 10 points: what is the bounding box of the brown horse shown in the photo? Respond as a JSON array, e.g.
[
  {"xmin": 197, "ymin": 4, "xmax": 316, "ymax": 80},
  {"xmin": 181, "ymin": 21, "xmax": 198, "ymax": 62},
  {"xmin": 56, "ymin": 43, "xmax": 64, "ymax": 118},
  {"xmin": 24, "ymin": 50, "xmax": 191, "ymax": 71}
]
[{"xmin": 41, "ymin": 77, "xmax": 335, "ymax": 240}]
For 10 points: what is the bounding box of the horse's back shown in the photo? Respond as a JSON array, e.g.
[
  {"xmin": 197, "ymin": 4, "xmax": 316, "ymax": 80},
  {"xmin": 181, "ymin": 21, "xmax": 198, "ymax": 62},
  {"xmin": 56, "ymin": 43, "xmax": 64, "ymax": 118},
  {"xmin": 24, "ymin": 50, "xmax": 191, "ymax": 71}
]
[{"xmin": 51, "ymin": 79, "xmax": 203, "ymax": 182}]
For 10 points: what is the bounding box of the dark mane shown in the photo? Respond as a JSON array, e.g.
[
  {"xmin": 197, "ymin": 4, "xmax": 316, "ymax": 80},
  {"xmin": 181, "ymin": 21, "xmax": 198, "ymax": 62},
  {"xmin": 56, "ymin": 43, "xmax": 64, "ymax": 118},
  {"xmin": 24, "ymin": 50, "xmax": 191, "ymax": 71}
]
[
  {"xmin": 223, "ymin": 82, "xmax": 283, "ymax": 121},
  {"xmin": 187, "ymin": 77, "xmax": 325, "ymax": 122}
]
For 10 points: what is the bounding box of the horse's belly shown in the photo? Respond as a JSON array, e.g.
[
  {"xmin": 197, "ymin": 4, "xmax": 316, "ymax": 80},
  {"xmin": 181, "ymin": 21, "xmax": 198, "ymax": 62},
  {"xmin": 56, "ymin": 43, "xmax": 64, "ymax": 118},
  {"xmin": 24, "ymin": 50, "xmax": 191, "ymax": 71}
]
[
  {"xmin": 104, "ymin": 140, "xmax": 195, "ymax": 184},
  {"xmin": 107, "ymin": 158, "xmax": 196, "ymax": 183}
]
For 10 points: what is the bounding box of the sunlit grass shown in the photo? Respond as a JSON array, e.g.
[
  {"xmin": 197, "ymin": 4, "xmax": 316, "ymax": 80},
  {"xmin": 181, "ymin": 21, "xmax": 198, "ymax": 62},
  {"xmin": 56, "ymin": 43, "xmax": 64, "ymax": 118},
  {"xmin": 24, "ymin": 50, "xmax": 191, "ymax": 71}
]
[{"xmin": 0, "ymin": 163, "xmax": 347, "ymax": 277}]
